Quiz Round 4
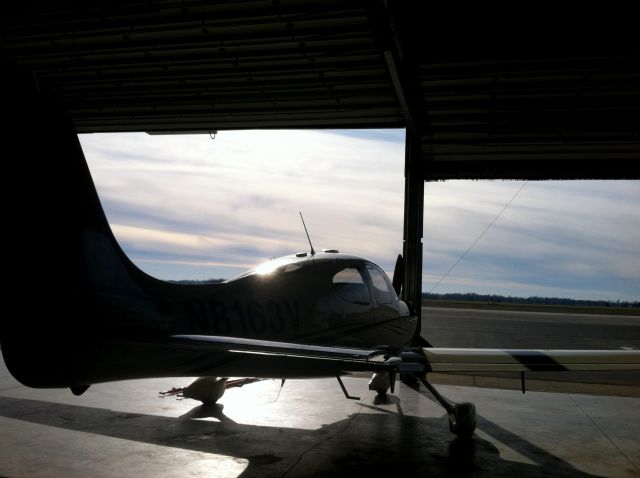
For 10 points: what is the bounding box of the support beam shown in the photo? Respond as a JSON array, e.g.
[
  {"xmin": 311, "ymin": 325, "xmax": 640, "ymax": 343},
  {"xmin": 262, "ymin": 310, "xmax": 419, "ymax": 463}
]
[
  {"xmin": 383, "ymin": 50, "xmax": 416, "ymax": 135},
  {"xmin": 377, "ymin": 1, "xmax": 421, "ymax": 138},
  {"xmin": 402, "ymin": 128, "xmax": 424, "ymax": 339}
]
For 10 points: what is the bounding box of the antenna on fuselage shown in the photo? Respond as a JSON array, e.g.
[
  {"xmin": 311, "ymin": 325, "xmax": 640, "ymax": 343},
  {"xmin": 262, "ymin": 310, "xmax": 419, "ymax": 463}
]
[{"xmin": 299, "ymin": 211, "xmax": 316, "ymax": 256}]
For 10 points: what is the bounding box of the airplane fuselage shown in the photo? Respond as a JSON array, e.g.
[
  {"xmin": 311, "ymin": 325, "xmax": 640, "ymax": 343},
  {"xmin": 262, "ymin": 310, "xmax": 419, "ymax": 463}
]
[
  {"xmin": 3, "ymin": 241, "xmax": 417, "ymax": 387},
  {"xmin": 84, "ymin": 251, "xmax": 417, "ymax": 382},
  {"xmin": 175, "ymin": 253, "xmax": 415, "ymax": 348}
]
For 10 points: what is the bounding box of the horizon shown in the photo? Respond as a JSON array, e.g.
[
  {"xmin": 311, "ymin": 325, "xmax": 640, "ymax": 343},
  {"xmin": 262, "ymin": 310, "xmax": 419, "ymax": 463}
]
[
  {"xmin": 170, "ymin": 277, "xmax": 640, "ymax": 306},
  {"xmin": 79, "ymin": 130, "xmax": 639, "ymax": 302},
  {"xmin": 170, "ymin": 276, "xmax": 640, "ymax": 305}
]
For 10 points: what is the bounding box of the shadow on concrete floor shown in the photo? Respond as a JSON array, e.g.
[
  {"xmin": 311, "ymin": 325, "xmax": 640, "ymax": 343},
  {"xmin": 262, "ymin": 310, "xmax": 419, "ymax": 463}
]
[{"xmin": 0, "ymin": 395, "xmax": 600, "ymax": 478}]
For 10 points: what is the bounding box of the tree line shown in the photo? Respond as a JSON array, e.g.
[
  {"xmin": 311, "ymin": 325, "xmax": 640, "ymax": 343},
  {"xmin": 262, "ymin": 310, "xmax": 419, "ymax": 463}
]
[
  {"xmin": 169, "ymin": 278, "xmax": 225, "ymax": 285},
  {"xmin": 422, "ymin": 292, "xmax": 639, "ymax": 308}
]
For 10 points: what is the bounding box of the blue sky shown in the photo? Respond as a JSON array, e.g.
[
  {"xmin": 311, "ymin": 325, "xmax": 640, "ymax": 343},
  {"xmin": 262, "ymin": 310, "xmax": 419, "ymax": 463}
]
[{"xmin": 79, "ymin": 130, "xmax": 639, "ymax": 302}]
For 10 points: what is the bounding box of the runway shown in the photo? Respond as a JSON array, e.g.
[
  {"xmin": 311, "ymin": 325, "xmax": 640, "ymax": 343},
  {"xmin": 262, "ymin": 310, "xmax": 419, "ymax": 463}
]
[
  {"xmin": 421, "ymin": 306, "xmax": 640, "ymax": 349},
  {"xmin": 1, "ymin": 307, "xmax": 639, "ymax": 477}
]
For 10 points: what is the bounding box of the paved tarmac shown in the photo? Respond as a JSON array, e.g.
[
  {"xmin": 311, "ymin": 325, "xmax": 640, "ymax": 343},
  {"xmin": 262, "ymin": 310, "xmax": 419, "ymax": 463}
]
[
  {"xmin": 421, "ymin": 306, "xmax": 640, "ymax": 349},
  {"xmin": 422, "ymin": 307, "xmax": 640, "ymax": 392}
]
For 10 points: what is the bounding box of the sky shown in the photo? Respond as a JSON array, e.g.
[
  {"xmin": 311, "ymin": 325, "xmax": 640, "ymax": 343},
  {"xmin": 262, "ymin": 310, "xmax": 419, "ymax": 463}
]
[{"xmin": 79, "ymin": 130, "xmax": 640, "ymax": 302}]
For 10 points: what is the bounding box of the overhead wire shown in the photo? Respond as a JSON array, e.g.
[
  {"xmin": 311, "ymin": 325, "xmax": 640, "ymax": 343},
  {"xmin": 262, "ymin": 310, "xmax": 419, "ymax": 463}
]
[{"xmin": 429, "ymin": 181, "xmax": 528, "ymax": 293}]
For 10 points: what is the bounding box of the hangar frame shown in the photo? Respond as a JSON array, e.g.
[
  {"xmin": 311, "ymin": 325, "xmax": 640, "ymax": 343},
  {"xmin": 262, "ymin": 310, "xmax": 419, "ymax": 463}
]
[{"xmin": 2, "ymin": 1, "xmax": 639, "ymax": 326}]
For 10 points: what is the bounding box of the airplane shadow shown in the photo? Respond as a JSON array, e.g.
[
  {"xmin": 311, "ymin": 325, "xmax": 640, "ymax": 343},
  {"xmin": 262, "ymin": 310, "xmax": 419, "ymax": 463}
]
[
  {"xmin": 178, "ymin": 402, "xmax": 237, "ymax": 423},
  {"xmin": 0, "ymin": 395, "xmax": 600, "ymax": 478}
]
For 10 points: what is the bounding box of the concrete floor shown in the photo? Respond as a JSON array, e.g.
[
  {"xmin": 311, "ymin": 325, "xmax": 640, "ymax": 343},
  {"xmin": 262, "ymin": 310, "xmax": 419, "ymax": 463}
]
[{"xmin": 1, "ymin": 357, "xmax": 639, "ymax": 477}]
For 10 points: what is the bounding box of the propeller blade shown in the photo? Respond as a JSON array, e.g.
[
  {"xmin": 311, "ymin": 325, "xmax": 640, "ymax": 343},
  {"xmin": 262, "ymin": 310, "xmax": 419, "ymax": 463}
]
[{"xmin": 392, "ymin": 254, "xmax": 404, "ymax": 296}]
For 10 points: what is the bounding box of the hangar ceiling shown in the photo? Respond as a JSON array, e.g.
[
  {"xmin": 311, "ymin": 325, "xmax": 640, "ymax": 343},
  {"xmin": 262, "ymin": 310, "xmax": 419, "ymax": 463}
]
[{"xmin": 2, "ymin": 1, "xmax": 639, "ymax": 180}]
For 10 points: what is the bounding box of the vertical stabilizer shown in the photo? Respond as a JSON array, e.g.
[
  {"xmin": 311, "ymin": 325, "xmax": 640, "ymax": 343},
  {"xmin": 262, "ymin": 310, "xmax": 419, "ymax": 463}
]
[{"xmin": 0, "ymin": 69, "xmax": 132, "ymax": 386}]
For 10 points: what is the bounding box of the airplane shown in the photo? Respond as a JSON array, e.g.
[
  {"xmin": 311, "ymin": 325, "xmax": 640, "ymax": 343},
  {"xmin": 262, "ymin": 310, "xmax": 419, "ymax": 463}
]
[{"xmin": 2, "ymin": 73, "xmax": 639, "ymax": 440}]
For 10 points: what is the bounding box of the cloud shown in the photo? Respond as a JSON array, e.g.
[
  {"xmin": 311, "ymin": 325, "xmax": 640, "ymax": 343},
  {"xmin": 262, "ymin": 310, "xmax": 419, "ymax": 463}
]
[
  {"xmin": 424, "ymin": 180, "xmax": 640, "ymax": 300},
  {"xmin": 79, "ymin": 132, "xmax": 639, "ymax": 300},
  {"xmin": 81, "ymin": 130, "xmax": 406, "ymax": 279}
]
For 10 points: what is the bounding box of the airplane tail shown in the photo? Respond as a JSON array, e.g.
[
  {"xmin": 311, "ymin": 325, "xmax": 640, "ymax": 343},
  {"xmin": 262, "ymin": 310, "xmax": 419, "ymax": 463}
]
[{"xmin": 0, "ymin": 68, "xmax": 151, "ymax": 387}]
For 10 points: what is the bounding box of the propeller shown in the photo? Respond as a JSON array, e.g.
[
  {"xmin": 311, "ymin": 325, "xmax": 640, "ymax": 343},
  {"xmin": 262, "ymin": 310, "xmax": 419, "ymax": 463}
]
[
  {"xmin": 392, "ymin": 252, "xmax": 433, "ymax": 347},
  {"xmin": 391, "ymin": 254, "xmax": 404, "ymax": 297}
]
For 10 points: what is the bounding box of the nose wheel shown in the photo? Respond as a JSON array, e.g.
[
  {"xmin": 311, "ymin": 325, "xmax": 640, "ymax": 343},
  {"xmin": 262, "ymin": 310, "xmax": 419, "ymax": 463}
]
[
  {"xmin": 370, "ymin": 370, "xmax": 477, "ymax": 437},
  {"xmin": 415, "ymin": 374, "xmax": 477, "ymax": 438},
  {"xmin": 447, "ymin": 402, "xmax": 476, "ymax": 438},
  {"xmin": 368, "ymin": 371, "xmax": 393, "ymax": 396}
]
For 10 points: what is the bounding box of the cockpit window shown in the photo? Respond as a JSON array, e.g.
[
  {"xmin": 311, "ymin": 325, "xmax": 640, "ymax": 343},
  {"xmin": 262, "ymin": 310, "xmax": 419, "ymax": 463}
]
[
  {"xmin": 332, "ymin": 268, "xmax": 370, "ymax": 305},
  {"xmin": 366, "ymin": 264, "xmax": 396, "ymax": 305}
]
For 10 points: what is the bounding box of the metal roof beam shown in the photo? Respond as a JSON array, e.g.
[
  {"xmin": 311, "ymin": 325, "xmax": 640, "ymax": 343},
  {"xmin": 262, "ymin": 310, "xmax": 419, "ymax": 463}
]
[{"xmin": 373, "ymin": 1, "xmax": 421, "ymax": 136}]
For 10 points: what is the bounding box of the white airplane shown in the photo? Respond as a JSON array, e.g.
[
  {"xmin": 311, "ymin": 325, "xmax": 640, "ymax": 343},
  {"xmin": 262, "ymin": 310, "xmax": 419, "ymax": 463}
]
[{"xmin": 2, "ymin": 80, "xmax": 639, "ymax": 439}]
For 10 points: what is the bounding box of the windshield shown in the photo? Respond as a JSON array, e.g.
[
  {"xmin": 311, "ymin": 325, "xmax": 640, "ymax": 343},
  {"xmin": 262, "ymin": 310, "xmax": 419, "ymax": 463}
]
[{"xmin": 366, "ymin": 264, "xmax": 397, "ymax": 304}]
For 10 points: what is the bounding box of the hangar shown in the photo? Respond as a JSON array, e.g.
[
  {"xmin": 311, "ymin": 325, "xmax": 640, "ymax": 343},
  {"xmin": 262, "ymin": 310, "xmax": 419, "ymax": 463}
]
[
  {"xmin": 3, "ymin": 1, "xmax": 639, "ymax": 321},
  {"xmin": 1, "ymin": 2, "xmax": 639, "ymax": 476}
]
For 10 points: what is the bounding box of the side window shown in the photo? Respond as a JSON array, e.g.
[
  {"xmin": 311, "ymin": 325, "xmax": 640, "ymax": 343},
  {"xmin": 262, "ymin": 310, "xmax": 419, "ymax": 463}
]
[
  {"xmin": 366, "ymin": 265, "xmax": 396, "ymax": 305},
  {"xmin": 332, "ymin": 268, "xmax": 370, "ymax": 305}
]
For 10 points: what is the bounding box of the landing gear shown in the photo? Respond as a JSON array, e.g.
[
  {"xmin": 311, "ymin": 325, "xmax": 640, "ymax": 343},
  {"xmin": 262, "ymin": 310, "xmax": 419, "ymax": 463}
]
[
  {"xmin": 447, "ymin": 402, "xmax": 477, "ymax": 438},
  {"xmin": 368, "ymin": 371, "xmax": 393, "ymax": 396},
  {"xmin": 369, "ymin": 370, "xmax": 476, "ymax": 437},
  {"xmin": 182, "ymin": 377, "xmax": 228, "ymax": 405},
  {"xmin": 160, "ymin": 377, "xmax": 264, "ymax": 404},
  {"xmin": 416, "ymin": 374, "xmax": 477, "ymax": 438}
]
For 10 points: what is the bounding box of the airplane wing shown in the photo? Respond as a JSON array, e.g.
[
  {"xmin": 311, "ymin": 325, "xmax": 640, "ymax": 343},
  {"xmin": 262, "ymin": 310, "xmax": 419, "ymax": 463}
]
[
  {"xmin": 171, "ymin": 334, "xmax": 393, "ymax": 368},
  {"xmin": 419, "ymin": 348, "xmax": 640, "ymax": 372},
  {"xmin": 172, "ymin": 334, "xmax": 640, "ymax": 373},
  {"xmin": 169, "ymin": 335, "xmax": 639, "ymax": 438}
]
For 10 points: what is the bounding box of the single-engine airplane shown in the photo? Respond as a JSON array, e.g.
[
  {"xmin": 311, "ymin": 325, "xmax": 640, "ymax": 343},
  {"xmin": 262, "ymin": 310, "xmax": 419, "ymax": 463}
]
[{"xmin": 1, "ymin": 73, "xmax": 639, "ymax": 439}]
